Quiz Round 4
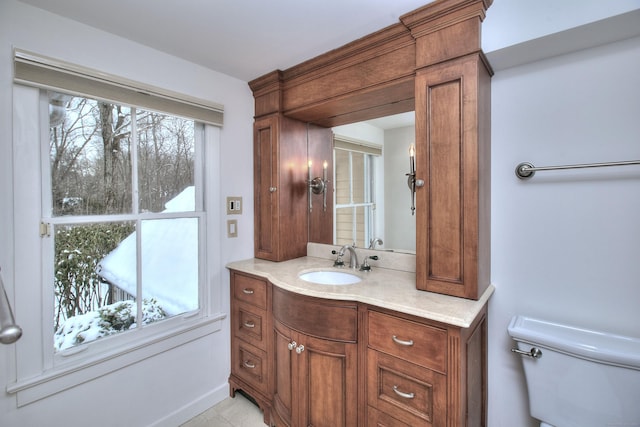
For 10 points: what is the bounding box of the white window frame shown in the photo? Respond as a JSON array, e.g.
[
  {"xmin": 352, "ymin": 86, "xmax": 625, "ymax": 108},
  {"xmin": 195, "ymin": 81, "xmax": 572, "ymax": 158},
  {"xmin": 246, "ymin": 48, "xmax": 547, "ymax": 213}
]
[
  {"xmin": 8, "ymin": 84, "xmax": 225, "ymax": 407},
  {"xmin": 333, "ymin": 146, "xmax": 379, "ymax": 247}
]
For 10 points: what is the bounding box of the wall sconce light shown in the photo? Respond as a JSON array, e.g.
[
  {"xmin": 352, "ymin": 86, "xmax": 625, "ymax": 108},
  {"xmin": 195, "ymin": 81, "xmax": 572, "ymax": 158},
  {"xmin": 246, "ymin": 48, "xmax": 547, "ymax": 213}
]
[
  {"xmin": 406, "ymin": 144, "xmax": 424, "ymax": 215},
  {"xmin": 308, "ymin": 160, "xmax": 328, "ymax": 212}
]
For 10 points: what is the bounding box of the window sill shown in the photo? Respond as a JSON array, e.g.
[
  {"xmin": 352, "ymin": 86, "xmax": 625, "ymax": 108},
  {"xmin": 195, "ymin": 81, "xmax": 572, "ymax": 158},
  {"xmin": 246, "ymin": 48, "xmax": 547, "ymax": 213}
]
[{"xmin": 7, "ymin": 313, "xmax": 226, "ymax": 407}]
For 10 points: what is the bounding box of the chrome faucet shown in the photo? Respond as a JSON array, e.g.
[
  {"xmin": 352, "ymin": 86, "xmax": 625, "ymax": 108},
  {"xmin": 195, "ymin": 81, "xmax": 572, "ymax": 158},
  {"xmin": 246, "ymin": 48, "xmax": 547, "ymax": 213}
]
[
  {"xmin": 369, "ymin": 238, "xmax": 383, "ymax": 250},
  {"xmin": 339, "ymin": 244, "xmax": 359, "ymax": 269}
]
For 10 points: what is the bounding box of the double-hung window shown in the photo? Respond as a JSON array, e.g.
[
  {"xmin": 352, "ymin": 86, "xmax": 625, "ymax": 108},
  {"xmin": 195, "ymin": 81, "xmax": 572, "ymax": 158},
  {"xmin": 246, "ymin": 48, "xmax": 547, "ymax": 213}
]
[
  {"xmin": 9, "ymin": 50, "xmax": 224, "ymax": 404},
  {"xmin": 333, "ymin": 136, "xmax": 382, "ymax": 248},
  {"xmin": 47, "ymin": 93, "xmax": 203, "ymax": 351}
]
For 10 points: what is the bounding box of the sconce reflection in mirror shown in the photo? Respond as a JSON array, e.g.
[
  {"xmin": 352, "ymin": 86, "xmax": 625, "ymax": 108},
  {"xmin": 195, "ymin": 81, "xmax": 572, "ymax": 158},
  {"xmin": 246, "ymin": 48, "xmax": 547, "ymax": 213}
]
[
  {"xmin": 406, "ymin": 144, "xmax": 424, "ymax": 215},
  {"xmin": 308, "ymin": 160, "xmax": 329, "ymax": 212}
]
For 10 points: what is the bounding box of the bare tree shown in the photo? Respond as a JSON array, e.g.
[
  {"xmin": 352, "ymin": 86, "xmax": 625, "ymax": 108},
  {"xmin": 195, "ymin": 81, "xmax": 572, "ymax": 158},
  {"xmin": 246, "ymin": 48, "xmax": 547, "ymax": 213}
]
[{"xmin": 98, "ymin": 102, "xmax": 130, "ymax": 214}]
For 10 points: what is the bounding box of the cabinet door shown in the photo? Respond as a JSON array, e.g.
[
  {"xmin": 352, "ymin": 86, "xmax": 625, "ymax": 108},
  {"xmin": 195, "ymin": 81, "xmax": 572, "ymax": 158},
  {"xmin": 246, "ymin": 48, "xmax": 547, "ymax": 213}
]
[
  {"xmin": 414, "ymin": 53, "xmax": 491, "ymax": 299},
  {"xmin": 272, "ymin": 318, "xmax": 358, "ymax": 427},
  {"xmin": 296, "ymin": 333, "xmax": 358, "ymax": 427},
  {"xmin": 254, "ymin": 116, "xmax": 279, "ymax": 260},
  {"xmin": 272, "ymin": 319, "xmax": 294, "ymax": 427},
  {"xmin": 253, "ymin": 115, "xmax": 309, "ymax": 262}
]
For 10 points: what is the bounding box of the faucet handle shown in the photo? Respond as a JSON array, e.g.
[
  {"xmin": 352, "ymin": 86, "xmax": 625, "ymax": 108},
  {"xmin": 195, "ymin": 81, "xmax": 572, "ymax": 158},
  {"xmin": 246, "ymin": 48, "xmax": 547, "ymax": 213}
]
[
  {"xmin": 359, "ymin": 255, "xmax": 379, "ymax": 272},
  {"xmin": 331, "ymin": 250, "xmax": 345, "ymax": 267}
]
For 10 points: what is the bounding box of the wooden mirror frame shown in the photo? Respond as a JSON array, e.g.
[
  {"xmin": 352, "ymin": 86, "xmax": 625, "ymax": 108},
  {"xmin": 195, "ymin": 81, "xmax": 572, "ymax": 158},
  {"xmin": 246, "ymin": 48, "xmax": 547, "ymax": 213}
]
[
  {"xmin": 249, "ymin": 0, "xmax": 491, "ymax": 125},
  {"xmin": 249, "ymin": 0, "xmax": 492, "ymax": 300}
]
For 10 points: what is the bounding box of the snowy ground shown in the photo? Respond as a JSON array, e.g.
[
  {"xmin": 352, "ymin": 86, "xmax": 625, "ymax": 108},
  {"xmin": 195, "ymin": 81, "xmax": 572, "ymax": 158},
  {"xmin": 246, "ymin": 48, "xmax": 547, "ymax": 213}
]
[{"xmin": 54, "ymin": 299, "xmax": 166, "ymax": 351}]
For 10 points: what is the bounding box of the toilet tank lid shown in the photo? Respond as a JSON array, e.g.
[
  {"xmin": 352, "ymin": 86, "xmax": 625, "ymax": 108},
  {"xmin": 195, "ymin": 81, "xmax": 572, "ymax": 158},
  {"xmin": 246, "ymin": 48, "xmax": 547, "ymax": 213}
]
[{"xmin": 508, "ymin": 315, "xmax": 640, "ymax": 370}]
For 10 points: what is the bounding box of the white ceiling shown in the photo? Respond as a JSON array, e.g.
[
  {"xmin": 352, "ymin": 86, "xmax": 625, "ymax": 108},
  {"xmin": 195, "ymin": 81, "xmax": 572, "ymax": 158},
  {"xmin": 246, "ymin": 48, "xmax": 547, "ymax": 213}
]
[{"xmin": 18, "ymin": 0, "xmax": 434, "ymax": 82}]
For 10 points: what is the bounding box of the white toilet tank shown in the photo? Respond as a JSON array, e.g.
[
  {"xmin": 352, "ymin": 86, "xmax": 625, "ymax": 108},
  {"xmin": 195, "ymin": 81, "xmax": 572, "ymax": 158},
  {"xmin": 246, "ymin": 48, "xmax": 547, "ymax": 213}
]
[{"xmin": 508, "ymin": 315, "xmax": 640, "ymax": 427}]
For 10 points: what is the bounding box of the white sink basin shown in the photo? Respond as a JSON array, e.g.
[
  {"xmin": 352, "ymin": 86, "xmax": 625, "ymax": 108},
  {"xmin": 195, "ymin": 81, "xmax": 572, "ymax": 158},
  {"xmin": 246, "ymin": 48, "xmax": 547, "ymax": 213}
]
[{"xmin": 299, "ymin": 270, "xmax": 361, "ymax": 285}]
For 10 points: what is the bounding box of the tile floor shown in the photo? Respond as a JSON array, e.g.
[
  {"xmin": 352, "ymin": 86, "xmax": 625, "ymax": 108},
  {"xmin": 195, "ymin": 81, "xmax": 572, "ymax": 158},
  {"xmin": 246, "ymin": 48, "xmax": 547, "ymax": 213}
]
[{"xmin": 180, "ymin": 392, "xmax": 268, "ymax": 427}]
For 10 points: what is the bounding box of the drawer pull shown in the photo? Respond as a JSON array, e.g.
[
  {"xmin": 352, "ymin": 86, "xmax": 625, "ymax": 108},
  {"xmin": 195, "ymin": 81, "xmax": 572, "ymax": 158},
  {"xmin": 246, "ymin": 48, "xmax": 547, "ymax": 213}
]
[
  {"xmin": 243, "ymin": 321, "xmax": 256, "ymax": 329},
  {"xmin": 392, "ymin": 385, "xmax": 415, "ymax": 400},
  {"xmin": 242, "ymin": 288, "xmax": 254, "ymax": 294},
  {"xmin": 243, "ymin": 360, "xmax": 256, "ymax": 369},
  {"xmin": 392, "ymin": 335, "xmax": 414, "ymax": 347}
]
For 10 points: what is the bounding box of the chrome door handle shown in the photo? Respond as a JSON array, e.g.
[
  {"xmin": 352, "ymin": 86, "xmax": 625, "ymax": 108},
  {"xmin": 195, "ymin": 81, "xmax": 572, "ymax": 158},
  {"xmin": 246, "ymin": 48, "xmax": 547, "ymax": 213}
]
[
  {"xmin": 511, "ymin": 347, "xmax": 542, "ymax": 359},
  {"xmin": 392, "ymin": 385, "xmax": 415, "ymax": 399},
  {"xmin": 295, "ymin": 344, "xmax": 305, "ymax": 354},
  {"xmin": 287, "ymin": 341, "xmax": 297, "ymax": 351},
  {"xmin": 392, "ymin": 335, "xmax": 414, "ymax": 346}
]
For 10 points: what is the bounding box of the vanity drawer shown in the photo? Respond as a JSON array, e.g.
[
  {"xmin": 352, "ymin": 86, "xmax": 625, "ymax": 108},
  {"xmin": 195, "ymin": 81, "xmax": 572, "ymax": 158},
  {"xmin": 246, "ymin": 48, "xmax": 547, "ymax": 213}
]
[
  {"xmin": 232, "ymin": 340, "xmax": 269, "ymax": 395},
  {"xmin": 232, "ymin": 302, "xmax": 267, "ymax": 349},
  {"xmin": 367, "ymin": 407, "xmax": 412, "ymax": 427},
  {"xmin": 367, "ymin": 349, "xmax": 446, "ymax": 427},
  {"xmin": 232, "ymin": 272, "xmax": 268, "ymax": 310},
  {"xmin": 367, "ymin": 311, "xmax": 447, "ymax": 373}
]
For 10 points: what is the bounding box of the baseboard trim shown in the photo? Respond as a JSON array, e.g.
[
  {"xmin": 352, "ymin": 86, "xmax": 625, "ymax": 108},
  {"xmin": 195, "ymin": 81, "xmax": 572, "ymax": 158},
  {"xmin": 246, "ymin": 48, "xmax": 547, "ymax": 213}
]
[{"xmin": 149, "ymin": 382, "xmax": 230, "ymax": 427}]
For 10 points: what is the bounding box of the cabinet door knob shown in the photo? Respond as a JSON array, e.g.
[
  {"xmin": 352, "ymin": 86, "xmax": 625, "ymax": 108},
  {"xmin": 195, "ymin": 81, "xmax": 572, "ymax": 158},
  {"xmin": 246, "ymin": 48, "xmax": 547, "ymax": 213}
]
[
  {"xmin": 243, "ymin": 321, "xmax": 255, "ymax": 329},
  {"xmin": 295, "ymin": 344, "xmax": 305, "ymax": 354},
  {"xmin": 243, "ymin": 360, "xmax": 256, "ymax": 369},
  {"xmin": 392, "ymin": 385, "xmax": 415, "ymax": 399},
  {"xmin": 242, "ymin": 288, "xmax": 254, "ymax": 294},
  {"xmin": 269, "ymin": 187, "xmax": 277, "ymax": 193},
  {"xmin": 287, "ymin": 340, "xmax": 297, "ymax": 351},
  {"xmin": 392, "ymin": 335, "xmax": 414, "ymax": 346}
]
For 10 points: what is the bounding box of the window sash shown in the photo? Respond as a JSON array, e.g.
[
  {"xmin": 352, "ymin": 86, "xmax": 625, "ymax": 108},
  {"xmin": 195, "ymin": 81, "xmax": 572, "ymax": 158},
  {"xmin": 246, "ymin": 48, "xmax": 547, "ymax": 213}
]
[
  {"xmin": 333, "ymin": 147, "xmax": 376, "ymax": 247},
  {"xmin": 41, "ymin": 93, "xmax": 206, "ymax": 355},
  {"xmin": 14, "ymin": 49, "xmax": 224, "ymax": 126},
  {"xmin": 10, "ymin": 83, "xmax": 223, "ymax": 407},
  {"xmin": 334, "ymin": 135, "xmax": 382, "ymax": 156}
]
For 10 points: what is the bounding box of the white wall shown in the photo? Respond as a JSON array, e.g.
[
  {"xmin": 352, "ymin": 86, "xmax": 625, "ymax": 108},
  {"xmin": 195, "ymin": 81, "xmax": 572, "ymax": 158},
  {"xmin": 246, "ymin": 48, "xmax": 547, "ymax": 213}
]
[
  {"xmin": 483, "ymin": 0, "xmax": 640, "ymax": 53},
  {"xmin": 384, "ymin": 126, "xmax": 416, "ymax": 252},
  {"xmin": 484, "ymin": 3, "xmax": 640, "ymax": 426},
  {"xmin": 0, "ymin": 1, "xmax": 255, "ymax": 426},
  {"xmin": 2, "ymin": 1, "xmax": 640, "ymax": 426}
]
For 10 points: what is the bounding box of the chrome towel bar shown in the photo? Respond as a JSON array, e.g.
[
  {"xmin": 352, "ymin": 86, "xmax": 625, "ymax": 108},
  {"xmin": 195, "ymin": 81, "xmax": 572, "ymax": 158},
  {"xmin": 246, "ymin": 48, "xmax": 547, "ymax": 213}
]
[
  {"xmin": 515, "ymin": 160, "xmax": 640, "ymax": 179},
  {"xmin": 0, "ymin": 268, "xmax": 22, "ymax": 344}
]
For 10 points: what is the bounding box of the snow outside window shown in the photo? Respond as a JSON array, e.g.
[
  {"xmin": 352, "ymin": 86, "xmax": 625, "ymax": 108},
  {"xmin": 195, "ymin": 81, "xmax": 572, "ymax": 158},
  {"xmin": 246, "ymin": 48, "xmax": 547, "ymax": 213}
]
[{"xmin": 45, "ymin": 91, "xmax": 204, "ymax": 352}]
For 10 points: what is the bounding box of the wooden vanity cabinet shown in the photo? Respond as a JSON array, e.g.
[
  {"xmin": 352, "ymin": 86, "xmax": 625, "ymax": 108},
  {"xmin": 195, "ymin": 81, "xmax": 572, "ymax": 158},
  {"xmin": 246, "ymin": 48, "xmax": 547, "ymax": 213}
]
[
  {"xmin": 414, "ymin": 52, "xmax": 491, "ymax": 300},
  {"xmin": 253, "ymin": 114, "xmax": 308, "ymax": 262},
  {"xmin": 366, "ymin": 310, "xmax": 447, "ymax": 427},
  {"xmin": 364, "ymin": 306, "xmax": 487, "ymax": 427},
  {"xmin": 229, "ymin": 271, "xmax": 272, "ymax": 424},
  {"xmin": 228, "ymin": 268, "xmax": 488, "ymax": 427},
  {"xmin": 271, "ymin": 286, "xmax": 358, "ymax": 427}
]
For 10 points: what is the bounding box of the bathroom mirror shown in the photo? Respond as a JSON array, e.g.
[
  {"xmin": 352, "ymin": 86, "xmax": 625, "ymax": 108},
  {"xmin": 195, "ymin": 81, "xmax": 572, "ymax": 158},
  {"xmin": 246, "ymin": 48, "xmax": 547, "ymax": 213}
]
[{"xmin": 311, "ymin": 111, "xmax": 417, "ymax": 253}]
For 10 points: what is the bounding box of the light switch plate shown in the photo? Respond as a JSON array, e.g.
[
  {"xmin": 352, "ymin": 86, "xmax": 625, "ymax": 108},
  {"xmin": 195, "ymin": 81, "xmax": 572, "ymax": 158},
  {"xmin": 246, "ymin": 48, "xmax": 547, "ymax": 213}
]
[
  {"xmin": 226, "ymin": 196, "xmax": 242, "ymax": 215},
  {"xmin": 227, "ymin": 219, "xmax": 238, "ymax": 238}
]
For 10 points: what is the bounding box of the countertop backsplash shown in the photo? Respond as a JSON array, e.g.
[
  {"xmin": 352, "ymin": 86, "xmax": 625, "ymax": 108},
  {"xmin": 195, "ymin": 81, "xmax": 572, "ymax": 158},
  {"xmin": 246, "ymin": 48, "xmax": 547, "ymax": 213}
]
[{"xmin": 307, "ymin": 242, "xmax": 416, "ymax": 273}]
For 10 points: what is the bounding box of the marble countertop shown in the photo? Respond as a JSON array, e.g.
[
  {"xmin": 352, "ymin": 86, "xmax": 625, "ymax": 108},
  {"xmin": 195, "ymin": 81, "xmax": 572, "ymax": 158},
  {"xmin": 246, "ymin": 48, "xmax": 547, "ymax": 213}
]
[{"xmin": 226, "ymin": 256, "xmax": 494, "ymax": 328}]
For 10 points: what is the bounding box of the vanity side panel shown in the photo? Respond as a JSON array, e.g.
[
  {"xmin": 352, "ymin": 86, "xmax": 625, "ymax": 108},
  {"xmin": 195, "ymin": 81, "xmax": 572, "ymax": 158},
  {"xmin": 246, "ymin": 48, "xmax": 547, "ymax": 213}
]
[
  {"xmin": 253, "ymin": 116, "xmax": 279, "ymax": 260},
  {"xmin": 446, "ymin": 305, "xmax": 487, "ymax": 427}
]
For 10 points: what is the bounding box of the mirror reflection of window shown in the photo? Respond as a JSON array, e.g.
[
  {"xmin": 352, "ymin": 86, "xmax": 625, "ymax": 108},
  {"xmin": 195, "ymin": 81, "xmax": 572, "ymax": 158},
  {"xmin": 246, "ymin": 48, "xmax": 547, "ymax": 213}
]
[
  {"xmin": 331, "ymin": 112, "xmax": 416, "ymax": 253},
  {"xmin": 333, "ymin": 138, "xmax": 381, "ymax": 248}
]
